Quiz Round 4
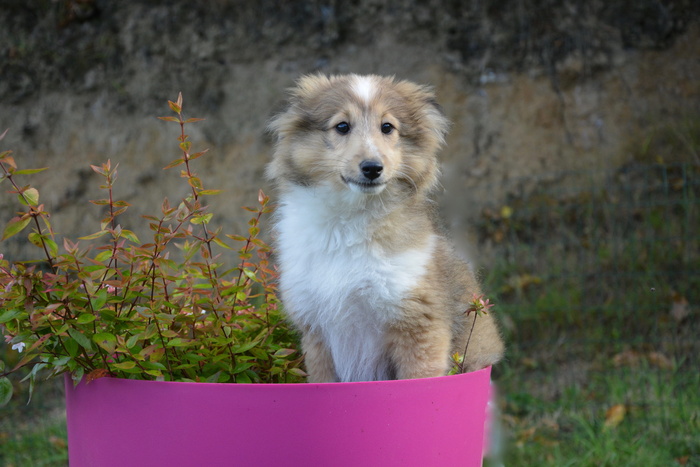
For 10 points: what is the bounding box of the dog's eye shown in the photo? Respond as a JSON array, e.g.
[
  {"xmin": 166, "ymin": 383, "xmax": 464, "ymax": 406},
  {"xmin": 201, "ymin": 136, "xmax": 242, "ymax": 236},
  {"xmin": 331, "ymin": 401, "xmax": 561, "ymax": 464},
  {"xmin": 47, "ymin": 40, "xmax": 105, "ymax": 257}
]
[
  {"xmin": 381, "ymin": 122, "xmax": 394, "ymax": 134},
  {"xmin": 335, "ymin": 122, "xmax": 350, "ymax": 134}
]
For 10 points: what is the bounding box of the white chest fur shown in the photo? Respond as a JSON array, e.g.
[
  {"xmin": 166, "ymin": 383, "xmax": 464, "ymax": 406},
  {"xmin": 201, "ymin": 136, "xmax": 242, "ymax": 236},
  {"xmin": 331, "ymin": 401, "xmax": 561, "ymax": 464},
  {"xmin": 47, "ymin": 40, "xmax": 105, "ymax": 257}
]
[{"xmin": 274, "ymin": 185, "xmax": 435, "ymax": 381}]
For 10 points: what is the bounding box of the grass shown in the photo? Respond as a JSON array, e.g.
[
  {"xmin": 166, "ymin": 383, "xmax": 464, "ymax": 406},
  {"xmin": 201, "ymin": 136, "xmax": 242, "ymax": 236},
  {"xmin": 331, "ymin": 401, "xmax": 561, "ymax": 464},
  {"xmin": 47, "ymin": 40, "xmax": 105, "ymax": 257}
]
[
  {"xmin": 0, "ymin": 372, "xmax": 68, "ymax": 467},
  {"xmin": 496, "ymin": 361, "xmax": 699, "ymax": 466},
  {"xmin": 482, "ymin": 162, "xmax": 700, "ymax": 466},
  {"xmin": 2, "ymin": 164, "xmax": 698, "ymax": 466}
]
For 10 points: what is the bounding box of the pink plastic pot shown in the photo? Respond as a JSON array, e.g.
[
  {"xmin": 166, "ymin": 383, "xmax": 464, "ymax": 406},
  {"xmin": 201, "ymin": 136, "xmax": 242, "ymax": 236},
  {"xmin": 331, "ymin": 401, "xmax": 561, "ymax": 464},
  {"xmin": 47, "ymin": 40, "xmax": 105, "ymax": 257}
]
[{"xmin": 65, "ymin": 367, "xmax": 492, "ymax": 466}]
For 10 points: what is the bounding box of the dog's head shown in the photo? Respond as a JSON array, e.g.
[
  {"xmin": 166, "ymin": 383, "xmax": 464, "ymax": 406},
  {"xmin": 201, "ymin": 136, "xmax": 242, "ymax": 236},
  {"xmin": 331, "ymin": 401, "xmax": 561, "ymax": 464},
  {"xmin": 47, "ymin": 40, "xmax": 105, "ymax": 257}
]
[{"xmin": 267, "ymin": 74, "xmax": 449, "ymax": 196}]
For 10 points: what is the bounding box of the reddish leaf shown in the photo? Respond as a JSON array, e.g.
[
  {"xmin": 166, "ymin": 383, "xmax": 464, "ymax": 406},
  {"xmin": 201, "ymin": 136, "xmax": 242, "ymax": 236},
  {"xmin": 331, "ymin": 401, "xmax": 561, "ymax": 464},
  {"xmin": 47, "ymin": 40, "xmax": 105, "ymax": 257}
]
[
  {"xmin": 90, "ymin": 164, "xmax": 107, "ymax": 176},
  {"xmin": 179, "ymin": 141, "xmax": 191, "ymax": 153},
  {"xmin": 168, "ymin": 100, "xmax": 181, "ymax": 114},
  {"xmin": 86, "ymin": 368, "xmax": 110, "ymax": 383},
  {"xmin": 189, "ymin": 149, "xmax": 209, "ymax": 161},
  {"xmin": 163, "ymin": 158, "xmax": 185, "ymax": 169},
  {"xmin": 90, "ymin": 199, "xmax": 111, "ymax": 205},
  {"xmin": 187, "ymin": 176, "xmax": 203, "ymax": 190},
  {"xmin": 1, "ymin": 153, "xmax": 16, "ymax": 168}
]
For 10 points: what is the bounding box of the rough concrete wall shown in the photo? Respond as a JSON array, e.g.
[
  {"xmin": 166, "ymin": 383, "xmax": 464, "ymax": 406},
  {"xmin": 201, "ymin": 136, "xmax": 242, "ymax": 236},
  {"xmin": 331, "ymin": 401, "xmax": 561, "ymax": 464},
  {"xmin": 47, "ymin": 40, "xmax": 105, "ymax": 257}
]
[{"xmin": 1, "ymin": 0, "xmax": 699, "ymax": 259}]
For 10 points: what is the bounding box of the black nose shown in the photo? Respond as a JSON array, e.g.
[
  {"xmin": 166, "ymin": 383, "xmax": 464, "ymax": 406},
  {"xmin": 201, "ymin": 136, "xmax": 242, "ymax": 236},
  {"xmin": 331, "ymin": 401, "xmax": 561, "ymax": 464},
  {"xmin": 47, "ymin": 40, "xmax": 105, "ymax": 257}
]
[{"xmin": 360, "ymin": 160, "xmax": 383, "ymax": 181}]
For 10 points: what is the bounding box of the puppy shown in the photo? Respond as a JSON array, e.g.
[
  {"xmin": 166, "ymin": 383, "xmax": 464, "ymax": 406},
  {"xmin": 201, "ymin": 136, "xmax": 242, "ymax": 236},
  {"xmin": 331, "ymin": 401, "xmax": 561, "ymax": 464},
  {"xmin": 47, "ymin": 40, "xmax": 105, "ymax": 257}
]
[{"xmin": 267, "ymin": 74, "xmax": 503, "ymax": 382}]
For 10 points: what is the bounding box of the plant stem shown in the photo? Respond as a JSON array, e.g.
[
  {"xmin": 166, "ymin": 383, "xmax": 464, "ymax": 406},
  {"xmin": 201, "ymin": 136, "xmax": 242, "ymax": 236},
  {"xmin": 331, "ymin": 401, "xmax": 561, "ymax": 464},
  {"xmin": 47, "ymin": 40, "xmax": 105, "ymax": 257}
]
[
  {"xmin": 72, "ymin": 258, "xmax": 113, "ymax": 375},
  {"xmin": 460, "ymin": 313, "xmax": 478, "ymax": 374},
  {"xmin": 174, "ymin": 110, "xmax": 238, "ymax": 374},
  {"xmin": 0, "ymin": 161, "xmax": 56, "ymax": 271}
]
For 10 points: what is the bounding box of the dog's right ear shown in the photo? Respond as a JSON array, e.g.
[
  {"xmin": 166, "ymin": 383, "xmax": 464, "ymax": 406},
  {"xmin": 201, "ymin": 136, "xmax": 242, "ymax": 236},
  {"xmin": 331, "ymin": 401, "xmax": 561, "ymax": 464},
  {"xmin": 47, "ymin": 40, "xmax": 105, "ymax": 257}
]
[
  {"xmin": 267, "ymin": 74, "xmax": 332, "ymax": 143},
  {"xmin": 266, "ymin": 74, "xmax": 333, "ymax": 184}
]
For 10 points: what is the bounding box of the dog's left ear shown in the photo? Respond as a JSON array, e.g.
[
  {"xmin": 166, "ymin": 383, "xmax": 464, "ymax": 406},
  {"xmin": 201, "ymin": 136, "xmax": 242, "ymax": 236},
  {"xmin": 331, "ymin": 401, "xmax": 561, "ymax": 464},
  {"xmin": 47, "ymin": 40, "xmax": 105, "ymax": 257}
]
[
  {"xmin": 394, "ymin": 80, "xmax": 450, "ymax": 153},
  {"xmin": 421, "ymin": 96, "xmax": 450, "ymax": 149}
]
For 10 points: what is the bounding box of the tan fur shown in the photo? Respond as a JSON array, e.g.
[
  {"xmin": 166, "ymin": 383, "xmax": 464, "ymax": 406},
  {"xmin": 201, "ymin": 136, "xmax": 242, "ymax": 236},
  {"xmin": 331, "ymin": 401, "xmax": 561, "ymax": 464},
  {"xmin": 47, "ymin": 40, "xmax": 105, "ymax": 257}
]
[{"xmin": 268, "ymin": 74, "xmax": 504, "ymax": 382}]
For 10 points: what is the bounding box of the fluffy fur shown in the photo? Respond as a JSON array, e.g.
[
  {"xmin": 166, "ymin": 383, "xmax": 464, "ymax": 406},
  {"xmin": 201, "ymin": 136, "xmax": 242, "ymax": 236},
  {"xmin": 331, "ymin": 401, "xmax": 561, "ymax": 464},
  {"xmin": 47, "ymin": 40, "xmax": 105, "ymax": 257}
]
[{"xmin": 267, "ymin": 74, "xmax": 504, "ymax": 382}]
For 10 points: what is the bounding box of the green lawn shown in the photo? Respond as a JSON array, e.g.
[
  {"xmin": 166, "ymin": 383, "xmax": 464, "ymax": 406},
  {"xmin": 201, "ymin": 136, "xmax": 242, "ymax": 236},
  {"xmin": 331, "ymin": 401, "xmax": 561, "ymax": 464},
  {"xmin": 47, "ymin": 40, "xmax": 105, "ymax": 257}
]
[
  {"xmin": 484, "ymin": 163, "xmax": 699, "ymax": 466},
  {"xmin": 0, "ymin": 375, "xmax": 68, "ymax": 467}
]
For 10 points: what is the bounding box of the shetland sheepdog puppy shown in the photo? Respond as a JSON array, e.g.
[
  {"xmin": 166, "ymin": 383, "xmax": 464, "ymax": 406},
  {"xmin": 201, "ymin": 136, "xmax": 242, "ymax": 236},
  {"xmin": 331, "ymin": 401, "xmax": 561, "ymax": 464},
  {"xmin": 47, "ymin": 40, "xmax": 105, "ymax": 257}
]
[{"xmin": 267, "ymin": 74, "xmax": 504, "ymax": 383}]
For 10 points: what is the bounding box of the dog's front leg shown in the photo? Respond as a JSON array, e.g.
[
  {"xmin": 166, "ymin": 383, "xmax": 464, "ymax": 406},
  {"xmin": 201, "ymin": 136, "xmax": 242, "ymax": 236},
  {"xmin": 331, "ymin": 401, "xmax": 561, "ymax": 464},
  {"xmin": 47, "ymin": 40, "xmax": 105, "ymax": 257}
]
[
  {"xmin": 385, "ymin": 312, "xmax": 452, "ymax": 380},
  {"xmin": 301, "ymin": 330, "xmax": 338, "ymax": 383}
]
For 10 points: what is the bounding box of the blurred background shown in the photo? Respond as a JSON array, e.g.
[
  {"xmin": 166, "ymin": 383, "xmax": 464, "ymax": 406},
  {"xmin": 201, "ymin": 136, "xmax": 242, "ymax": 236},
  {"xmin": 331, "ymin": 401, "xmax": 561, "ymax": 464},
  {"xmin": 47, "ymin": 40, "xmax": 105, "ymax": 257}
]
[{"xmin": 1, "ymin": 1, "xmax": 698, "ymax": 465}]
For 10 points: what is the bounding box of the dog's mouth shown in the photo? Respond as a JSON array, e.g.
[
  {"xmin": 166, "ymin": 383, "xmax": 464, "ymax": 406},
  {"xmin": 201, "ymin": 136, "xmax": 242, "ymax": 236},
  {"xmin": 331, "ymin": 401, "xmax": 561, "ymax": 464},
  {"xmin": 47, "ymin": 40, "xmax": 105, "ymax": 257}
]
[{"xmin": 341, "ymin": 176, "xmax": 387, "ymax": 194}]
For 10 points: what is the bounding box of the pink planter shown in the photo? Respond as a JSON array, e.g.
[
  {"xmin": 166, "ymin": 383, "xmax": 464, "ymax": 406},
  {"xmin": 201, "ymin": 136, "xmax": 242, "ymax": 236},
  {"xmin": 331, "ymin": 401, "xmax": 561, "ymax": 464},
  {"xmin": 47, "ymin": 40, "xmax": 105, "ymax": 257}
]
[{"xmin": 65, "ymin": 367, "xmax": 492, "ymax": 466}]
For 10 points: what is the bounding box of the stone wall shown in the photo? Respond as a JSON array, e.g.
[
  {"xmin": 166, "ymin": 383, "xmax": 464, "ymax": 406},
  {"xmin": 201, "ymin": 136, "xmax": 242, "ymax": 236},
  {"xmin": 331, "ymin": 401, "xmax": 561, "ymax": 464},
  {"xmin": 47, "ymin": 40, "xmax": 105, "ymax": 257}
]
[{"xmin": 1, "ymin": 0, "xmax": 698, "ymax": 259}]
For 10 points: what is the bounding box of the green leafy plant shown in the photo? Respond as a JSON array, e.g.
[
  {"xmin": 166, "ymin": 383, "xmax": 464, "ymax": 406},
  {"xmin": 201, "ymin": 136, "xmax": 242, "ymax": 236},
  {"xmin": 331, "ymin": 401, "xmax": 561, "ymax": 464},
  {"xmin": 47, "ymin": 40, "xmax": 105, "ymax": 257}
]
[{"xmin": 0, "ymin": 94, "xmax": 304, "ymax": 405}]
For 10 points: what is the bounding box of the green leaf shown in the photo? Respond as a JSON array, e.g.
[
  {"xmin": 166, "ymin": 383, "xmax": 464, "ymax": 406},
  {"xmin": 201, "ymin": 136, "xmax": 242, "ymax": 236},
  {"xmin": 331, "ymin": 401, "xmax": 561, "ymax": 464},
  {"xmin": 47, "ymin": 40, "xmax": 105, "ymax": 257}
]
[
  {"xmin": 77, "ymin": 313, "xmax": 97, "ymax": 324},
  {"xmin": 187, "ymin": 176, "xmax": 203, "ymax": 190},
  {"xmin": 68, "ymin": 328, "xmax": 93, "ymax": 351},
  {"xmin": 190, "ymin": 213, "xmax": 213, "ymax": 225},
  {"xmin": 18, "ymin": 187, "xmax": 39, "ymax": 206},
  {"xmin": 212, "ymin": 236, "xmax": 231, "ymax": 250},
  {"xmin": 79, "ymin": 230, "xmax": 109, "ymax": 240},
  {"xmin": 0, "ymin": 309, "xmax": 22, "ymax": 323},
  {"xmin": 93, "ymin": 250, "xmax": 113, "ymax": 263},
  {"xmin": 205, "ymin": 371, "xmax": 222, "ymax": 383},
  {"xmin": 126, "ymin": 334, "xmax": 141, "ymax": 349},
  {"xmin": 52, "ymin": 355, "xmax": 73, "ymax": 368},
  {"xmin": 233, "ymin": 362, "xmax": 254, "ymax": 373},
  {"xmin": 28, "ymin": 232, "xmax": 58, "ymax": 258},
  {"xmin": 273, "ymin": 348, "xmax": 296, "ymax": 357},
  {"xmin": 243, "ymin": 268, "xmax": 257, "ymax": 281},
  {"xmin": 72, "ymin": 367, "xmax": 85, "ymax": 387},
  {"xmin": 91, "ymin": 288, "xmax": 108, "ymax": 311},
  {"xmin": 166, "ymin": 338, "xmax": 192, "ymax": 347},
  {"xmin": 233, "ymin": 340, "xmax": 260, "ymax": 354},
  {"xmin": 235, "ymin": 372, "xmax": 252, "ymax": 384},
  {"xmin": 89, "ymin": 199, "xmax": 110, "ymax": 206},
  {"xmin": 65, "ymin": 337, "xmax": 79, "ymax": 357},
  {"xmin": 2, "ymin": 216, "xmax": 31, "ymax": 240},
  {"xmin": 120, "ymin": 229, "xmax": 140, "ymax": 243},
  {"xmin": 189, "ymin": 149, "xmax": 209, "ymax": 161},
  {"xmin": 44, "ymin": 236, "xmax": 58, "ymax": 257},
  {"xmin": 112, "ymin": 361, "xmax": 137, "ymax": 371},
  {"xmin": 158, "ymin": 116, "xmax": 180, "ymax": 123},
  {"xmin": 0, "ymin": 377, "xmax": 13, "ymax": 407},
  {"xmin": 93, "ymin": 332, "xmax": 117, "ymax": 353},
  {"xmin": 13, "ymin": 167, "xmax": 48, "ymax": 175}
]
